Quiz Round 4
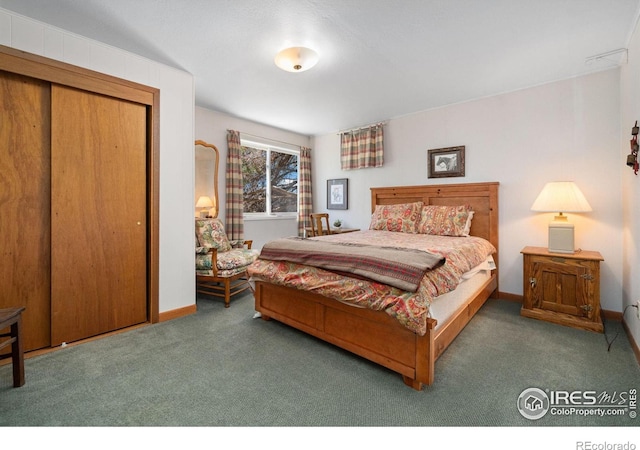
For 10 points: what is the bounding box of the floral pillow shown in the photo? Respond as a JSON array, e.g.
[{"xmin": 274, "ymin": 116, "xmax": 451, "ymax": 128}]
[
  {"xmin": 369, "ymin": 201, "xmax": 423, "ymax": 233},
  {"xmin": 417, "ymin": 205, "xmax": 473, "ymax": 237},
  {"xmin": 195, "ymin": 218, "xmax": 232, "ymax": 252}
]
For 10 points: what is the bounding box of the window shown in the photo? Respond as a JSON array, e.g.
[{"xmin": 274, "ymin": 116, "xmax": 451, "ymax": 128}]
[{"xmin": 241, "ymin": 138, "xmax": 299, "ymax": 216}]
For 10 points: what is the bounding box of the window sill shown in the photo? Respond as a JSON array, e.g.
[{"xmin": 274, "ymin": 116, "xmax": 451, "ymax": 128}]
[{"xmin": 243, "ymin": 215, "xmax": 297, "ymax": 222}]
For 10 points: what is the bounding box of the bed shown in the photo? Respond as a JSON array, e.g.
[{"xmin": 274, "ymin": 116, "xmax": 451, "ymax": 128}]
[{"xmin": 249, "ymin": 182, "xmax": 499, "ymax": 390}]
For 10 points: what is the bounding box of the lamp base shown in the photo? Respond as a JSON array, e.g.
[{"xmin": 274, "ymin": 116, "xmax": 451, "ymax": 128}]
[{"xmin": 548, "ymin": 220, "xmax": 575, "ymax": 254}]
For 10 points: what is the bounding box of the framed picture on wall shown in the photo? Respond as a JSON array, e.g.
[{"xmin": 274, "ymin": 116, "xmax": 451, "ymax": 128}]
[
  {"xmin": 327, "ymin": 178, "xmax": 348, "ymax": 210},
  {"xmin": 428, "ymin": 146, "xmax": 465, "ymax": 178}
]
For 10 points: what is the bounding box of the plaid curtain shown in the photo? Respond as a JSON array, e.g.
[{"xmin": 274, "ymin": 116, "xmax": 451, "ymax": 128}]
[
  {"xmin": 298, "ymin": 147, "xmax": 313, "ymax": 237},
  {"xmin": 340, "ymin": 123, "xmax": 384, "ymax": 170},
  {"xmin": 225, "ymin": 130, "xmax": 244, "ymax": 241}
]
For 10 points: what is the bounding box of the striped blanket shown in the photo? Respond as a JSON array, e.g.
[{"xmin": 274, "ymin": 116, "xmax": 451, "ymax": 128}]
[{"xmin": 258, "ymin": 236, "xmax": 444, "ymax": 292}]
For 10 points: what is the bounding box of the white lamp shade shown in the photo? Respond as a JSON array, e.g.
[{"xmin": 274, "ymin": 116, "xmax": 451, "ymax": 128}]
[
  {"xmin": 274, "ymin": 47, "xmax": 318, "ymax": 72},
  {"xmin": 196, "ymin": 196, "xmax": 214, "ymax": 208},
  {"xmin": 530, "ymin": 181, "xmax": 592, "ymax": 213}
]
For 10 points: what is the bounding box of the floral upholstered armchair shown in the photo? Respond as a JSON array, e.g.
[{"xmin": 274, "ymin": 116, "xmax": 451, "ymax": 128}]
[{"xmin": 195, "ymin": 218, "xmax": 259, "ymax": 308}]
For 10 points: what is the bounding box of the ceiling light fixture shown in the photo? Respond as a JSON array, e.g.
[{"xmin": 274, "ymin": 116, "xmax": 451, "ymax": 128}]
[{"xmin": 274, "ymin": 47, "xmax": 318, "ymax": 72}]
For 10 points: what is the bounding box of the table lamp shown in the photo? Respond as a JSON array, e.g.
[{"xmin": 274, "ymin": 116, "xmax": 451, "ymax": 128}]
[
  {"xmin": 196, "ymin": 196, "xmax": 214, "ymax": 218},
  {"xmin": 530, "ymin": 181, "xmax": 592, "ymax": 254}
]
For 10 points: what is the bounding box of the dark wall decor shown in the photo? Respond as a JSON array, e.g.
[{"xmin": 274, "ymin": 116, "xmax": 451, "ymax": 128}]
[
  {"xmin": 428, "ymin": 146, "xmax": 465, "ymax": 178},
  {"xmin": 327, "ymin": 178, "xmax": 348, "ymax": 209},
  {"xmin": 627, "ymin": 121, "xmax": 639, "ymax": 175}
]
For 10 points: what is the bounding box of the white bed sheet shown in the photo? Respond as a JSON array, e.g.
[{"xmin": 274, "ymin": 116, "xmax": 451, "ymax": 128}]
[{"xmin": 429, "ymin": 255, "xmax": 495, "ymax": 330}]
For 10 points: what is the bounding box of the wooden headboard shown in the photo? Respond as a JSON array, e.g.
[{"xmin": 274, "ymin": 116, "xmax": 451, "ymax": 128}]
[{"xmin": 370, "ymin": 182, "xmax": 499, "ymax": 284}]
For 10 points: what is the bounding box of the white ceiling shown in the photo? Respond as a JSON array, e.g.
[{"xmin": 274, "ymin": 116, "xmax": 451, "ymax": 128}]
[{"xmin": 2, "ymin": 0, "xmax": 639, "ymax": 136}]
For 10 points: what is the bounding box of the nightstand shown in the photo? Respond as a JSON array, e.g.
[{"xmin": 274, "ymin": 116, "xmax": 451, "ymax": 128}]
[{"xmin": 521, "ymin": 246, "xmax": 604, "ymax": 333}]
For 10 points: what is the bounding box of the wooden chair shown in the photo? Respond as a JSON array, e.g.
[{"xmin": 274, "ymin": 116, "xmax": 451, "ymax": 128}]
[
  {"xmin": 195, "ymin": 218, "xmax": 260, "ymax": 308},
  {"xmin": 309, "ymin": 213, "xmax": 332, "ymax": 236},
  {"xmin": 0, "ymin": 307, "xmax": 26, "ymax": 387}
]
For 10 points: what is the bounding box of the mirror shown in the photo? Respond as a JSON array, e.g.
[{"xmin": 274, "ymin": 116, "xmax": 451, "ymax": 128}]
[{"xmin": 195, "ymin": 140, "xmax": 219, "ymax": 218}]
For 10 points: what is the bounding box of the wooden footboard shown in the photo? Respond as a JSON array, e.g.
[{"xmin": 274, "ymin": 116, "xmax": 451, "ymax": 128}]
[{"xmin": 254, "ymin": 272, "xmax": 496, "ymax": 390}]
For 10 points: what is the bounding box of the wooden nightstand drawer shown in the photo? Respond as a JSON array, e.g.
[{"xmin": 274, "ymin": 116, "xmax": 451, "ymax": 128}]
[{"xmin": 521, "ymin": 246, "xmax": 603, "ymax": 333}]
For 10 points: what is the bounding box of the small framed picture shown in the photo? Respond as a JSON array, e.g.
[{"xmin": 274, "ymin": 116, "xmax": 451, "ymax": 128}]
[
  {"xmin": 428, "ymin": 146, "xmax": 465, "ymax": 178},
  {"xmin": 327, "ymin": 178, "xmax": 348, "ymax": 210}
]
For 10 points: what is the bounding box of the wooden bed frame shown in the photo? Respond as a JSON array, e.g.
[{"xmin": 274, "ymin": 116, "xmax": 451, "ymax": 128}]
[{"xmin": 254, "ymin": 182, "xmax": 499, "ymax": 390}]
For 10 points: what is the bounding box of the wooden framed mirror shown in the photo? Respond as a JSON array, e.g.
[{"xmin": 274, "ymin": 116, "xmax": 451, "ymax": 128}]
[{"xmin": 195, "ymin": 140, "xmax": 219, "ymax": 218}]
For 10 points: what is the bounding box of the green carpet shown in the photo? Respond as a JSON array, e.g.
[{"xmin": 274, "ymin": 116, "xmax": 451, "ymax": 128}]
[{"xmin": 1, "ymin": 294, "xmax": 638, "ymax": 428}]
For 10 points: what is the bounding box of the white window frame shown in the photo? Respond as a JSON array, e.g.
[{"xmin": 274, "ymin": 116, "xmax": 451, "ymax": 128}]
[{"xmin": 240, "ymin": 137, "xmax": 300, "ymax": 220}]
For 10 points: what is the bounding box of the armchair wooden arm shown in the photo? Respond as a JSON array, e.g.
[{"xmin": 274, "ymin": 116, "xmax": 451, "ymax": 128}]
[
  {"xmin": 204, "ymin": 240, "xmax": 253, "ymax": 277},
  {"xmin": 205, "ymin": 247, "xmax": 220, "ymax": 277},
  {"xmin": 229, "ymin": 239, "xmax": 253, "ymax": 249}
]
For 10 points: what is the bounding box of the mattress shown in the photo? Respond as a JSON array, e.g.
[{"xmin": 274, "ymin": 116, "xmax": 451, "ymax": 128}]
[{"xmin": 429, "ymin": 255, "xmax": 495, "ymax": 330}]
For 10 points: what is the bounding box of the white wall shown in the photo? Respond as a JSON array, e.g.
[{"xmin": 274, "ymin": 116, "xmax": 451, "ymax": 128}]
[
  {"xmin": 0, "ymin": 8, "xmax": 196, "ymax": 314},
  {"xmin": 195, "ymin": 107, "xmax": 311, "ymax": 250},
  {"xmin": 620, "ymin": 18, "xmax": 640, "ymax": 345},
  {"xmin": 312, "ymin": 70, "xmax": 624, "ymax": 313}
]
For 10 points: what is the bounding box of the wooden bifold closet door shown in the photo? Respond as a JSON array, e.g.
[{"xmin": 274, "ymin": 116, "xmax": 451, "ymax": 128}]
[{"xmin": 50, "ymin": 85, "xmax": 147, "ymax": 346}]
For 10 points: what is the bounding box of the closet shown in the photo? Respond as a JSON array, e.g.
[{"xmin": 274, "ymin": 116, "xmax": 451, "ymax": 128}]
[{"xmin": 0, "ymin": 45, "xmax": 159, "ymax": 352}]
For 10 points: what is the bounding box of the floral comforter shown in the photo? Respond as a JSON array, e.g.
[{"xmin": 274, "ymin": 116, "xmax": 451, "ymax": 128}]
[{"xmin": 247, "ymin": 230, "xmax": 496, "ymax": 336}]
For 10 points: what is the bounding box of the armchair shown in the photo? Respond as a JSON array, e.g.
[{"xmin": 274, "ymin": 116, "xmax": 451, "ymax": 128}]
[{"xmin": 195, "ymin": 218, "xmax": 259, "ymax": 308}]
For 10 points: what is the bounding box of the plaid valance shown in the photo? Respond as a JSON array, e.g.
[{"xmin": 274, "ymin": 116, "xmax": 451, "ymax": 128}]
[{"xmin": 340, "ymin": 123, "xmax": 384, "ymax": 170}]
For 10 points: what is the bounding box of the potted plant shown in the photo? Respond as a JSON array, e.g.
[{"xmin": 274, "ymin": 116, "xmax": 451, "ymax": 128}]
[{"xmin": 333, "ymin": 219, "xmax": 342, "ymax": 229}]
